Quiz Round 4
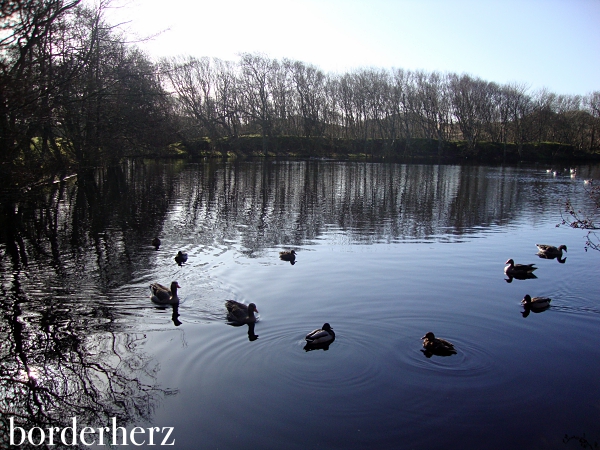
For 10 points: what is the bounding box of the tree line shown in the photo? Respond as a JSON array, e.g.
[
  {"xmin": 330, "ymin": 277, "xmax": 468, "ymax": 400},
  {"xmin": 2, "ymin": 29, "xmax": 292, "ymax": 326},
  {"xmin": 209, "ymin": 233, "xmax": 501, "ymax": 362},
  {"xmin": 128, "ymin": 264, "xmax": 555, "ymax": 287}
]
[
  {"xmin": 0, "ymin": 0, "xmax": 173, "ymax": 175},
  {"xmin": 2, "ymin": 1, "xmax": 599, "ymax": 179},
  {"xmin": 162, "ymin": 54, "xmax": 600, "ymax": 158}
]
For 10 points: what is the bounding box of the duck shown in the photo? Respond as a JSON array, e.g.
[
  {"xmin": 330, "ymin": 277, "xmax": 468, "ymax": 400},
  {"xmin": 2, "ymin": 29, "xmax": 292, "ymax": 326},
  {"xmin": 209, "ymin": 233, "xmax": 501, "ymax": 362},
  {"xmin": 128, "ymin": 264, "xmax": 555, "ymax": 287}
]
[
  {"xmin": 151, "ymin": 237, "xmax": 161, "ymax": 250},
  {"xmin": 521, "ymin": 294, "xmax": 551, "ymax": 310},
  {"xmin": 174, "ymin": 251, "xmax": 188, "ymax": 265},
  {"xmin": 305, "ymin": 323, "xmax": 335, "ymax": 345},
  {"xmin": 421, "ymin": 332, "xmax": 456, "ymax": 355},
  {"xmin": 504, "ymin": 259, "xmax": 537, "ymax": 276},
  {"xmin": 150, "ymin": 281, "xmax": 180, "ymax": 304},
  {"xmin": 535, "ymin": 244, "xmax": 567, "ymax": 258},
  {"xmin": 279, "ymin": 250, "xmax": 296, "ymax": 262},
  {"xmin": 225, "ymin": 300, "xmax": 259, "ymax": 324}
]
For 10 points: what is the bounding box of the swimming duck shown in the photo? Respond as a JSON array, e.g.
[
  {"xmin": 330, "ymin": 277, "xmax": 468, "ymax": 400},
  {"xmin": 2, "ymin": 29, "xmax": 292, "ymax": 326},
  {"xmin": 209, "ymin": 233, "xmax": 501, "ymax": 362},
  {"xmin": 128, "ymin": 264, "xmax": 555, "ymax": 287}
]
[
  {"xmin": 279, "ymin": 250, "xmax": 296, "ymax": 262},
  {"xmin": 305, "ymin": 323, "xmax": 335, "ymax": 345},
  {"xmin": 504, "ymin": 259, "xmax": 537, "ymax": 276},
  {"xmin": 421, "ymin": 332, "xmax": 456, "ymax": 355},
  {"xmin": 151, "ymin": 237, "xmax": 161, "ymax": 250},
  {"xmin": 536, "ymin": 244, "xmax": 567, "ymax": 258},
  {"xmin": 225, "ymin": 300, "xmax": 259, "ymax": 324},
  {"xmin": 150, "ymin": 281, "xmax": 180, "ymax": 304},
  {"xmin": 521, "ymin": 294, "xmax": 551, "ymax": 310},
  {"xmin": 175, "ymin": 251, "xmax": 188, "ymax": 265}
]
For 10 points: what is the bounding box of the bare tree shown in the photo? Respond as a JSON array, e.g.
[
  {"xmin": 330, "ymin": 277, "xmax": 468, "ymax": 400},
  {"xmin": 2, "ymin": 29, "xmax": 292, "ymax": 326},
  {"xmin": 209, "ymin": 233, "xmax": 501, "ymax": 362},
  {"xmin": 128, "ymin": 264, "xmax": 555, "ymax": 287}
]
[{"xmin": 559, "ymin": 181, "xmax": 600, "ymax": 251}]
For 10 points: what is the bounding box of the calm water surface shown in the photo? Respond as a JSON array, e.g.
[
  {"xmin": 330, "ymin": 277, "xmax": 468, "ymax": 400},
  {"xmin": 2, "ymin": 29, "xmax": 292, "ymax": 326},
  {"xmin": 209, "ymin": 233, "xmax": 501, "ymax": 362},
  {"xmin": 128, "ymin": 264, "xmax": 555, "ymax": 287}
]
[{"xmin": 1, "ymin": 161, "xmax": 599, "ymax": 449}]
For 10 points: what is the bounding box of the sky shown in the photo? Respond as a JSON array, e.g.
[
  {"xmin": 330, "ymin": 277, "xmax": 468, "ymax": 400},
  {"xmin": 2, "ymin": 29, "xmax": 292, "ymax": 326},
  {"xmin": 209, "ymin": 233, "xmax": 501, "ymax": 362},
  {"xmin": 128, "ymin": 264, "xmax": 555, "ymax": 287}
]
[{"xmin": 103, "ymin": 0, "xmax": 600, "ymax": 96}]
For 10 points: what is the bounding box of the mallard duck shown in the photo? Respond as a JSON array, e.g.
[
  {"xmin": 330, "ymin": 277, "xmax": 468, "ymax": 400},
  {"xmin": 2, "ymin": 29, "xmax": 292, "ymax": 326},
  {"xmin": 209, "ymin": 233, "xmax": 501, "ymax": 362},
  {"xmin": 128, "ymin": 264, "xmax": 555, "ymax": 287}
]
[
  {"xmin": 305, "ymin": 323, "xmax": 335, "ymax": 345},
  {"xmin": 504, "ymin": 259, "xmax": 537, "ymax": 276},
  {"xmin": 421, "ymin": 332, "xmax": 456, "ymax": 355},
  {"xmin": 151, "ymin": 237, "xmax": 161, "ymax": 250},
  {"xmin": 174, "ymin": 251, "xmax": 188, "ymax": 265},
  {"xmin": 279, "ymin": 250, "xmax": 296, "ymax": 262},
  {"xmin": 536, "ymin": 244, "xmax": 567, "ymax": 258},
  {"xmin": 150, "ymin": 281, "xmax": 180, "ymax": 304},
  {"xmin": 521, "ymin": 294, "xmax": 551, "ymax": 310},
  {"xmin": 225, "ymin": 300, "xmax": 259, "ymax": 324}
]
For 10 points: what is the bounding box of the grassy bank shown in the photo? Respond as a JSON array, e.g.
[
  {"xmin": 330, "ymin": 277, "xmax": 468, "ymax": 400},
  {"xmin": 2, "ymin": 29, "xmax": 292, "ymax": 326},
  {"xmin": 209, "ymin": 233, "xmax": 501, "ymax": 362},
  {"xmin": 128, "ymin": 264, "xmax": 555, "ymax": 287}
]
[{"xmin": 178, "ymin": 135, "xmax": 599, "ymax": 163}]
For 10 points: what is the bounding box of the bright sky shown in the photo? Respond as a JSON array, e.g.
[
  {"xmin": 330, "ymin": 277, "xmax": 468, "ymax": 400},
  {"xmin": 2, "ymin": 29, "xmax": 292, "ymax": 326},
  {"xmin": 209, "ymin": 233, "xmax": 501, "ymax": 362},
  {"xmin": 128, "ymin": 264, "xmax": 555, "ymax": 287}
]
[{"xmin": 105, "ymin": 0, "xmax": 600, "ymax": 96}]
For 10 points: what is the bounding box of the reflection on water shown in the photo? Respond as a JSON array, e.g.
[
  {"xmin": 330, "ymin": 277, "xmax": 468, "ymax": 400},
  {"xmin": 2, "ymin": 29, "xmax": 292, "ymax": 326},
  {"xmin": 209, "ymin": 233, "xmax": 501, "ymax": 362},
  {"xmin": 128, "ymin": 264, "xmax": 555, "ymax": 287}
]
[{"xmin": 1, "ymin": 160, "xmax": 599, "ymax": 448}]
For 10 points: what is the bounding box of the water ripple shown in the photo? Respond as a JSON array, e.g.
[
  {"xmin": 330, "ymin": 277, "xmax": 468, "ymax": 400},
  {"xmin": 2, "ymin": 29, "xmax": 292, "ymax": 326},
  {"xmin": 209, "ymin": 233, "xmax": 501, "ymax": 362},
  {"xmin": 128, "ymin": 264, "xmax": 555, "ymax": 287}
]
[
  {"xmin": 398, "ymin": 337, "xmax": 497, "ymax": 383},
  {"xmin": 263, "ymin": 326, "xmax": 383, "ymax": 393}
]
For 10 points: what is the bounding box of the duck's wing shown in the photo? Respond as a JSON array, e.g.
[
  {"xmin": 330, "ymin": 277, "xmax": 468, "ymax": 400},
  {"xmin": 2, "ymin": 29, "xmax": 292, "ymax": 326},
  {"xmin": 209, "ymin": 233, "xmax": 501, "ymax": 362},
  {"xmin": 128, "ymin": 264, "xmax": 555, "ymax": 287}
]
[
  {"xmin": 279, "ymin": 252, "xmax": 296, "ymax": 261},
  {"xmin": 431, "ymin": 338, "xmax": 456, "ymax": 354},
  {"xmin": 436, "ymin": 338, "xmax": 455, "ymax": 350},
  {"xmin": 150, "ymin": 283, "xmax": 170, "ymax": 295},
  {"xmin": 531, "ymin": 297, "xmax": 551, "ymax": 306},
  {"xmin": 305, "ymin": 328, "xmax": 323, "ymax": 339},
  {"xmin": 225, "ymin": 300, "xmax": 247, "ymax": 313},
  {"xmin": 536, "ymin": 244, "xmax": 556, "ymax": 252},
  {"xmin": 305, "ymin": 329, "xmax": 331, "ymax": 342},
  {"xmin": 150, "ymin": 283, "xmax": 172, "ymax": 302},
  {"xmin": 514, "ymin": 263, "xmax": 537, "ymax": 272},
  {"xmin": 225, "ymin": 301, "xmax": 251, "ymax": 322}
]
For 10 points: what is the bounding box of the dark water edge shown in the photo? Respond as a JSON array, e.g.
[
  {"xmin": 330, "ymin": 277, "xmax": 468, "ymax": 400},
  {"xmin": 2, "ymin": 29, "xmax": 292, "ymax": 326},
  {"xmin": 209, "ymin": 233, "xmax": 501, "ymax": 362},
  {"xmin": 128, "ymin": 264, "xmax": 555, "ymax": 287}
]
[
  {"xmin": 1, "ymin": 160, "xmax": 599, "ymax": 449},
  {"xmin": 181, "ymin": 136, "xmax": 600, "ymax": 164},
  {"xmin": 4, "ymin": 138, "xmax": 600, "ymax": 191}
]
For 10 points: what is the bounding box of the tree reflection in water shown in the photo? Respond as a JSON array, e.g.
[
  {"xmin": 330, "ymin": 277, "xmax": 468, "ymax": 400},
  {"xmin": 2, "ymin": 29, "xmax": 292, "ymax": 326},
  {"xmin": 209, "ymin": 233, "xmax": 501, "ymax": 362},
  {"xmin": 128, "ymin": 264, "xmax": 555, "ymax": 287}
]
[
  {"xmin": 1, "ymin": 159, "xmax": 599, "ymax": 446},
  {"xmin": 0, "ymin": 163, "xmax": 179, "ymax": 447}
]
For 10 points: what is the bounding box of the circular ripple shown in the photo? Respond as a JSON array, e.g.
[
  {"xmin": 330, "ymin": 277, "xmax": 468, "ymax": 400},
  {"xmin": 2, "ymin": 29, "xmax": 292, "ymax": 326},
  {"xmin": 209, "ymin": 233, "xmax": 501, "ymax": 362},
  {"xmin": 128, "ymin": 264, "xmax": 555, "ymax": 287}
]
[
  {"xmin": 399, "ymin": 337, "xmax": 497, "ymax": 382},
  {"xmin": 248, "ymin": 323, "xmax": 386, "ymax": 393}
]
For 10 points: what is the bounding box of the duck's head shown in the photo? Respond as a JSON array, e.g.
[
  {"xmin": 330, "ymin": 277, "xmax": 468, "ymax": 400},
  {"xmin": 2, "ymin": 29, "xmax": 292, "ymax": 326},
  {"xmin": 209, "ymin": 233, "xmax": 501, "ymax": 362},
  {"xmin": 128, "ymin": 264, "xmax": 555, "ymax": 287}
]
[
  {"xmin": 559, "ymin": 245, "xmax": 567, "ymax": 252},
  {"xmin": 322, "ymin": 323, "xmax": 333, "ymax": 331},
  {"xmin": 522, "ymin": 294, "xmax": 532, "ymax": 305},
  {"xmin": 248, "ymin": 303, "xmax": 259, "ymax": 314},
  {"xmin": 505, "ymin": 259, "xmax": 514, "ymax": 266},
  {"xmin": 422, "ymin": 331, "xmax": 435, "ymax": 340},
  {"xmin": 171, "ymin": 281, "xmax": 181, "ymax": 292}
]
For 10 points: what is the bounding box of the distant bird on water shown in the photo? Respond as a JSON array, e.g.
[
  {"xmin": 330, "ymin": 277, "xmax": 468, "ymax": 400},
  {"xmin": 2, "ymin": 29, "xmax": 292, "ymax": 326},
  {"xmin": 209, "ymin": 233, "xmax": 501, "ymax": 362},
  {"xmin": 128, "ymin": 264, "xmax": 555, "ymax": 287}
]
[
  {"xmin": 535, "ymin": 244, "xmax": 567, "ymax": 259},
  {"xmin": 150, "ymin": 281, "xmax": 180, "ymax": 304},
  {"xmin": 504, "ymin": 259, "xmax": 537, "ymax": 276},
  {"xmin": 225, "ymin": 300, "xmax": 259, "ymax": 324},
  {"xmin": 521, "ymin": 294, "xmax": 551, "ymax": 310},
  {"xmin": 151, "ymin": 237, "xmax": 161, "ymax": 250},
  {"xmin": 279, "ymin": 250, "xmax": 296, "ymax": 264},
  {"xmin": 421, "ymin": 332, "xmax": 456, "ymax": 356},
  {"xmin": 305, "ymin": 323, "xmax": 335, "ymax": 345},
  {"xmin": 175, "ymin": 251, "xmax": 188, "ymax": 265}
]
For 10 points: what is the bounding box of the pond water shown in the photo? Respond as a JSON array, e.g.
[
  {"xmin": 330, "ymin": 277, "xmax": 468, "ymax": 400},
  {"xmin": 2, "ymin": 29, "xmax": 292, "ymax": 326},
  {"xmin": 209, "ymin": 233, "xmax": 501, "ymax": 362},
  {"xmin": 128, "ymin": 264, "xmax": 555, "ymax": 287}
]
[{"xmin": 1, "ymin": 160, "xmax": 599, "ymax": 449}]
